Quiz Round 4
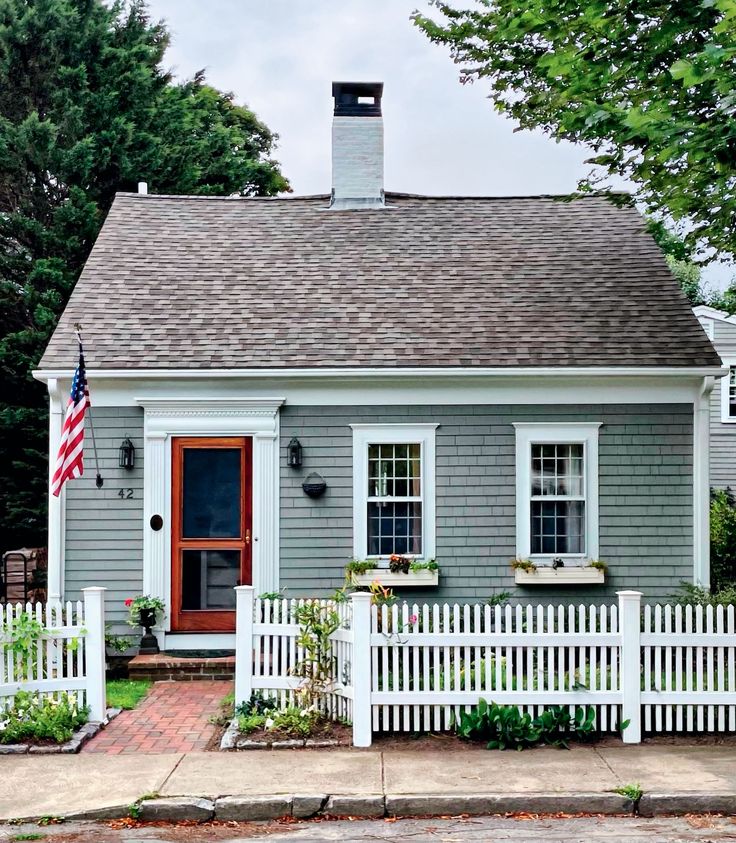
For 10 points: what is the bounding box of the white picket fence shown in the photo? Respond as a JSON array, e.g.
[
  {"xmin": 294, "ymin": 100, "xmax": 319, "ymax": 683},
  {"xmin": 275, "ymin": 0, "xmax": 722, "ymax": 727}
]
[
  {"xmin": 0, "ymin": 587, "xmax": 107, "ymax": 722},
  {"xmin": 642, "ymin": 602, "xmax": 736, "ymax": 733},
  {"xmin": 234, "ymin": 587, "xmax": 736, "ymax": 747}
]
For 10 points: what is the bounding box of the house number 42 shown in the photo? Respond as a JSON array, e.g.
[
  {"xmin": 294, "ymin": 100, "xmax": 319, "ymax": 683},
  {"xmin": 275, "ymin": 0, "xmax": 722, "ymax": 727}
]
[{"xmin": 118, "ymin": 488, "xmax": 134, "ymax": 499}]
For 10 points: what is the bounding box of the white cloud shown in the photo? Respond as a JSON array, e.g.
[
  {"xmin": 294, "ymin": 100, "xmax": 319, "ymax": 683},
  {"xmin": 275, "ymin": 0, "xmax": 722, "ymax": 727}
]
[{"xmin": 148, "ymin": 0, "xmax": 592, "ymax": 196}]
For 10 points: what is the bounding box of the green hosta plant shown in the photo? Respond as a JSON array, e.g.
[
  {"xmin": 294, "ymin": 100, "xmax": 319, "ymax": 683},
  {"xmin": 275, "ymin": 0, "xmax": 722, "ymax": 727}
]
[
  {"xmin": 455, "ymin": 698, "xmax": 540, "ymax": 750},
  {"xmin": 455, "ymin": 699, "xmax": 597, "ymax": 750}
]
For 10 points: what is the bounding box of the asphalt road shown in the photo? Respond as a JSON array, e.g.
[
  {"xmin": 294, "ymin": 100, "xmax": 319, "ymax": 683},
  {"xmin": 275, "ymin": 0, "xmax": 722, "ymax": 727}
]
[
  {"xmin": 3, "ymin": 816, "xmax": 736, "ymax": 843},
  {"xmin": 254, "ymin": 815, "xmax": 736, "ymax": 840}
]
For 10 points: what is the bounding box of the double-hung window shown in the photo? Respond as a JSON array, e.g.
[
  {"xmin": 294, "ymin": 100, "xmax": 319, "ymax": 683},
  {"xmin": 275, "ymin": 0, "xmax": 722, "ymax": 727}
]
[
  {"xmin": 514, "ymin": 423, "xmax": 600, "ymax": 564},
  {"xmin": 721, "ymin": 364, "xmax": 736, "ymax": 422},
  {"xmin": 351, "ymin": 424, "xmax": 437, "ymax": 561}
]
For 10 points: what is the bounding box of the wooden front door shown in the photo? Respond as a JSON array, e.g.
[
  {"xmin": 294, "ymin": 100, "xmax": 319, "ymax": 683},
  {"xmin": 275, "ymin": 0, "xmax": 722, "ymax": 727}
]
[{"xmin": 171, "ymin": 437, "xmax": 252, "ymax": 631}]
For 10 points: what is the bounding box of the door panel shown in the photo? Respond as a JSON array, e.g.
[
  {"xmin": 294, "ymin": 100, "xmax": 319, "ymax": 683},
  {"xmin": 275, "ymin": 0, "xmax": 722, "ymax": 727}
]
[{"xmin": 171, "ymin": 437, "xmax": 252, "ymax": 631}]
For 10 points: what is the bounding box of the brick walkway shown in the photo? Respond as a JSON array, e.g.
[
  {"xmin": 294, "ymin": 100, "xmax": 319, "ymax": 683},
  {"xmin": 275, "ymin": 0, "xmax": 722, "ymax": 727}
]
[{"xmin": 83, "ymin": 680, "xmax": 232, "ymax": 754}]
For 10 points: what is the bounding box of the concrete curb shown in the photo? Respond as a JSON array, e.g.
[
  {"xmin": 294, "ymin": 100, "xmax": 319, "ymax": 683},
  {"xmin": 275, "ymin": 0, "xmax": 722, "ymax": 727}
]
[
  {"xmin": 639, "ymin": 792, "xmax": 736, "ymax": 817},
  {"xmin": 30, "ymin": 790, "xmax": 736, "ymax": 823},
  {"xmin": 385, "ymin": 793, "xmax": 634, "ymax": 817}
]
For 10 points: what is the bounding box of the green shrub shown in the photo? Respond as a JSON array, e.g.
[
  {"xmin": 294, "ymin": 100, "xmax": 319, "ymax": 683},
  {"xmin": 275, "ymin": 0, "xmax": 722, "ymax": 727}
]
[
  {"xmin": 237, "ymin": 712, "xmax": 266, "ymax": 734},
  {"xmin": 234, "ymin": 691, "xmax": 278, "ymax": 718},
  {"xmin": 0, "ymin": 691, "xmax": 88, "ymax": 744},
  {"xmin": 672, "ymin": 581, "xmax": 736, "ymax": 607},
  {"xmin": 711, "ymin": 488, "xmax": 736, "ymax": 590},
  {"xmin": 267, "ymin": 706, "xmax": 322, "ymax": 738}
]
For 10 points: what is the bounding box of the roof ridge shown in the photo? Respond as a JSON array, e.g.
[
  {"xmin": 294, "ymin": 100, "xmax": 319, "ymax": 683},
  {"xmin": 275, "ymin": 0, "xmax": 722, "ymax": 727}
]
[{"xmin": 113, "ymin": 190, "xmax": 632, "ymax": 202}]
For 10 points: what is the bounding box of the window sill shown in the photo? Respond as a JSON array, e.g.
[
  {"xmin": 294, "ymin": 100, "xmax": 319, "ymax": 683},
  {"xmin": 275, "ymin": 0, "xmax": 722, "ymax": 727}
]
[
  {"xmin": 514, "ymin": 567, "xmax": 605, "ymax": 585},
  {"xmin": 350, "ymin": 569, "xmax": 439, "ymax": 587}
]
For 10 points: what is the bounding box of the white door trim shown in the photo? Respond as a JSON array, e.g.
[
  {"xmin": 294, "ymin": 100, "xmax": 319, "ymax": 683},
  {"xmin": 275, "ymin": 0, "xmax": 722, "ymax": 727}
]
[{"xmin": 137, "ymin": 397, "xmax": 285, "ymax": 631}]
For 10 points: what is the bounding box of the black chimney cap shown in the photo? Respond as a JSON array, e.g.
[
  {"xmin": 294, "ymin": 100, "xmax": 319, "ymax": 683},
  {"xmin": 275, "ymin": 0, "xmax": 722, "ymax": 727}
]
[{"xmin": 332, "ymin": 81, "xmax": 383, "ymax": 117}]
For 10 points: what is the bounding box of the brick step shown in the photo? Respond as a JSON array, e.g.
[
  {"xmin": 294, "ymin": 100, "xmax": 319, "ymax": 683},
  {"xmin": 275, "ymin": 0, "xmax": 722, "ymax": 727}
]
[{"xmin": 128, "ymin": 652, "xmax": 235, "ymax": 681}]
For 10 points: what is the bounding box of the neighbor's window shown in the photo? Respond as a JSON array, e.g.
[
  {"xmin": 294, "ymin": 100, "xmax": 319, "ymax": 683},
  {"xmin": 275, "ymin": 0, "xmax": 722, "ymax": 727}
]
[
  {"xmin": 351, "ymin": 425, "xmax": 437, "ymax": 560},
  {"xmin": 530, "ymin": 443, "xmax": 585, "ymax": 555},
  {"xmin": 730, "ymin": 368, "xmax": 736, "ymax": 418},
  {"xmin": 514, "ymin": 423, "xmax": 600, "ymax": 562}
]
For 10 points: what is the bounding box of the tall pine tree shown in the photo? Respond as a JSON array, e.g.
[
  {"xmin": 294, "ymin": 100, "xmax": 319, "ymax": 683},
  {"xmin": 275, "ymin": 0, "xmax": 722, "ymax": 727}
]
[{"xmin": 0, "ymin": 0, "xmax": 288, "ymax": 548}]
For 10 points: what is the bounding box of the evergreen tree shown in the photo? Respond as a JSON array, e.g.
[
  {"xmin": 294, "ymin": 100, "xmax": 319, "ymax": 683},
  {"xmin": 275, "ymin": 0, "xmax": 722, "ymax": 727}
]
[{"xmin": 0, "ymin": 0, "xmax": 288, "ymax": 547}]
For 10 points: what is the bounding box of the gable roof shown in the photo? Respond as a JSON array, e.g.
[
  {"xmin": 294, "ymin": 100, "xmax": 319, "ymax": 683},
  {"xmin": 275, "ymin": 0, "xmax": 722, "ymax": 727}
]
[
  {"xmin": 693, "ymin": 305, "xmax": 736, "ymax": 326},
  {"xmin": 39, "ymin": 191, "xmax": 721, "ymax": 371}
]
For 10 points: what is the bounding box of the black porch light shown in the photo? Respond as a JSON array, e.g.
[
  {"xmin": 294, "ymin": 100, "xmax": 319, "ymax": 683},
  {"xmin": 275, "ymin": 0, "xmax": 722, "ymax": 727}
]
[
  {"xmin": 287, "ymin": 437, "xmax": 303, "ymax": 468},
  {"xmin": 119, "ymin": 437, "xmax": 135, "ymax": 470}
]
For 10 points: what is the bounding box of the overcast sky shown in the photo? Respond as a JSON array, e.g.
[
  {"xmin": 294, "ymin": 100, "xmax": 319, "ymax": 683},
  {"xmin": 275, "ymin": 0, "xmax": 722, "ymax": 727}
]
[{"xmin": 146, "ymin": 0, "xmax": 730, "ymax": 289}]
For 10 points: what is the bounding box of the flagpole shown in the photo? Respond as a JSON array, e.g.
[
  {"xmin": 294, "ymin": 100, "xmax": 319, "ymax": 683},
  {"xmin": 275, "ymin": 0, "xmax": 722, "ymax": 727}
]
[{"xmin": 73, "ymin": 324, "xmax": 103, "ymax": 489}]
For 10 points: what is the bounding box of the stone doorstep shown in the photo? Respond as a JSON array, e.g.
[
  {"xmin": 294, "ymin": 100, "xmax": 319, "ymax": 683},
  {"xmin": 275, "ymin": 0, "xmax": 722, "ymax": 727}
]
[
  {"xmin": 128, "ymin": 654, "xmax": 236, "ymax": 668},
  {"xmin": 127, "ymin": 654, "xmax": 235, "ymax": 681},
  {"xmin": 0, "ymin": 707, "xmax": 121, "ymax": 756},
  {"xmin": 38, "ymin": 790, "xmax": 736, "ymax": 824},
  {"xmin": 127, "ymin": 673, "xmax": 234, "ymax": 681}
]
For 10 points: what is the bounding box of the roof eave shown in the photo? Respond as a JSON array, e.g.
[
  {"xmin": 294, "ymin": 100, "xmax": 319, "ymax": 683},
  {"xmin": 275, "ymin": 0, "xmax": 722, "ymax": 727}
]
[{"xmin": 32, "ymin": 365, "xmax": 728, "ymax": 383}]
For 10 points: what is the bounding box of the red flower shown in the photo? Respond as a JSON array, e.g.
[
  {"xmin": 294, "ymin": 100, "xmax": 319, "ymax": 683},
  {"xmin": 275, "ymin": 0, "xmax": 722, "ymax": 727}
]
[{"xmin": 124, "ymin": 598, "xmax": 133, "ymax": 607}]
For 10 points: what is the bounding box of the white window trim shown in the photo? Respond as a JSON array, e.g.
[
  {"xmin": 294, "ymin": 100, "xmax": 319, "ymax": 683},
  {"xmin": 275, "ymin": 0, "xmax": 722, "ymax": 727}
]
[
  {"xmin": 136, "ymin": 397, "xmax": 284, "ymax": 633},
  {"xmin": 720, "ymin": 359, "xmax": 736, "ymax": 423},
  {"xmin": 351, "ymin": 424, "xmax": 438, "ymax": 561},
  {"xmin": 514, "ymin": 422, "xmax": 601, "ymax": 565}
]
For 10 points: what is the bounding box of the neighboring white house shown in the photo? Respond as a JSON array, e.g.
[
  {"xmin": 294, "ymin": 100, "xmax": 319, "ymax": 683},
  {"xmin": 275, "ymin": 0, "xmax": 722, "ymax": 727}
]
[{"xmin": 694, "ymin": 305, "xmax": 736, "ymax": 492}]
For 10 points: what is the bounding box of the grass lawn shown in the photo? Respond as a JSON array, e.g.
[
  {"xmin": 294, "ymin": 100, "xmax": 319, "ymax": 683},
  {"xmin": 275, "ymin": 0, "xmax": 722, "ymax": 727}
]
[{"xmin": 106, "ymin": 679, "xmax": 152, "ymax": 710}]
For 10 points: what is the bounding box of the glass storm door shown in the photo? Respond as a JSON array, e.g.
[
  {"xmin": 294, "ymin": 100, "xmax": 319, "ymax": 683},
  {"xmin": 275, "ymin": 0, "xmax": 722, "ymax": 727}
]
[{"xmin": 171, "ymin": 437, "xmax": 252, "ymax": 631}]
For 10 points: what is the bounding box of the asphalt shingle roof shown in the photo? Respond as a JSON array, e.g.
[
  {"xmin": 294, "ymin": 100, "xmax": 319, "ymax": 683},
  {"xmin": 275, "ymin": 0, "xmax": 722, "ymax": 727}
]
[{"xmin": 39, "ymin": 192, "xmax": 720, "ymax": 370}]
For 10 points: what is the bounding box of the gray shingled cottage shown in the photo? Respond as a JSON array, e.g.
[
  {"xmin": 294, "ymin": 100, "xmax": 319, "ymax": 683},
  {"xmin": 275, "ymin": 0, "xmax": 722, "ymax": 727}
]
[{"xmin": 35, "ymin": 82, "xmax": 725, "ymax": 648}]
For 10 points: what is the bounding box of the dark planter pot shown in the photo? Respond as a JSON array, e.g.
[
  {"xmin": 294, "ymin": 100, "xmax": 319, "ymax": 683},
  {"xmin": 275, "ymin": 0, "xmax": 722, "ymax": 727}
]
[{"xmin": 137, "ymin": 607, "xmax": 159, "ymax": 655}]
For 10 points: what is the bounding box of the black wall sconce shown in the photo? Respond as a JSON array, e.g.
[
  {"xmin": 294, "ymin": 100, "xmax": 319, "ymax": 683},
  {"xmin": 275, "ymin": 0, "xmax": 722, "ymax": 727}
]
[
  {"xmin": 119, "ymin": 437, "xmax": 135, "ymax": 470},
  {"xmin": 302, "ymin": 472, "xmax": 327, "ymax": 498},
  {"xmin": 287, "ymin": 437, "xmax": 303, "ymax": 468}
]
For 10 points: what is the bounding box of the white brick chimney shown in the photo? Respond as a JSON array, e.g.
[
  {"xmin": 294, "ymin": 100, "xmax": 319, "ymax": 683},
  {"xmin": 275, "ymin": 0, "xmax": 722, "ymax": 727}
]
[{"xmin": 330, "ymin": 81, "xmax": 384, "ymax": 209}]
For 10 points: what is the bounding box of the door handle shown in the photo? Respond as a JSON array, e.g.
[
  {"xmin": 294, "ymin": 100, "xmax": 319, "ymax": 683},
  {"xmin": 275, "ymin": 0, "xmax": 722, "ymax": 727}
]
[{"xmin": 245, "ymin": 529, "xmax": 251, "ymax": 545}]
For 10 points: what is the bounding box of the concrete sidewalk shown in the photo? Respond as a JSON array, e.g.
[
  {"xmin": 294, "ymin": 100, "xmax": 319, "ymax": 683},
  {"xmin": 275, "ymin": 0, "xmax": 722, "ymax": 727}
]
[{"xmin": 2, "ymin": 744, "xmax": 736, "ymax": 821}]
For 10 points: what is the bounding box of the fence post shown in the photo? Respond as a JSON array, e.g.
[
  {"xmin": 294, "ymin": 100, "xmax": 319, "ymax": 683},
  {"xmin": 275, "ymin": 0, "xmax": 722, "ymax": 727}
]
[
  {"xmin": 617, "ymin": 590, "xmax": 642, "ymax": 744},
  {"xmin": 82, "ymin": 587, "xmax": 107, "ymax": 723},
  {"xmin": 350, "ymin": 591, "xmax": 373, "ymax": 747},
  {"xmin": 234, "ymin": 585, "xmax": 255, "ymax": 707}
]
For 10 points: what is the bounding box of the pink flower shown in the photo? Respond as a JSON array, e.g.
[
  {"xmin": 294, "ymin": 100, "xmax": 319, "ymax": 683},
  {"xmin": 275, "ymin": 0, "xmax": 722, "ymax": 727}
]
[
  {"xmin": 409, "ymin": 614, "xmax": 418, "ymax": 625},
  {"xmin": 124, "ymin": 598, "xmax": 133, "ymax": 607}
]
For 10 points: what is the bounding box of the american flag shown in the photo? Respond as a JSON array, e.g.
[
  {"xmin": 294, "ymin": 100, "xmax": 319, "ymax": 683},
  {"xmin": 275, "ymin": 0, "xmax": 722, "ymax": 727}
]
[{"xmin": 51, "ymin": 342, "xmax": 90, "ymax": 497}]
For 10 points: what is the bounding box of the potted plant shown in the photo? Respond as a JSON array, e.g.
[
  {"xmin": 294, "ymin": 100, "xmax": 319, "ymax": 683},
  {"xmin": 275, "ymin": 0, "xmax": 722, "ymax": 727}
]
[{"xmin": 125, "ymin": 595, "xmax": 165, "ymax": 655}]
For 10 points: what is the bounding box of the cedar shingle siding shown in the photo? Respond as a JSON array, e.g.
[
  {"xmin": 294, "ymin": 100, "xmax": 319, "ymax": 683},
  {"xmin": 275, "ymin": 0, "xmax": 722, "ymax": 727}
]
[{"xmin": 64, "ymin": 402, "xmax": 693, "ymax": 623}]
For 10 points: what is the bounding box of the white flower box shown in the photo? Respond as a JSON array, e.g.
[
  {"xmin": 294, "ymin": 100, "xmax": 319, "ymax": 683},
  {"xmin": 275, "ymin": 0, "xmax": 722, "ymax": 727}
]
[
  {"xmin": 514, "ymin": 567, "xmax": 605, "ymax": 585},
  {"xmin": 350, "ymin": 569, "xmax": 439, "ymax": 587}
]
